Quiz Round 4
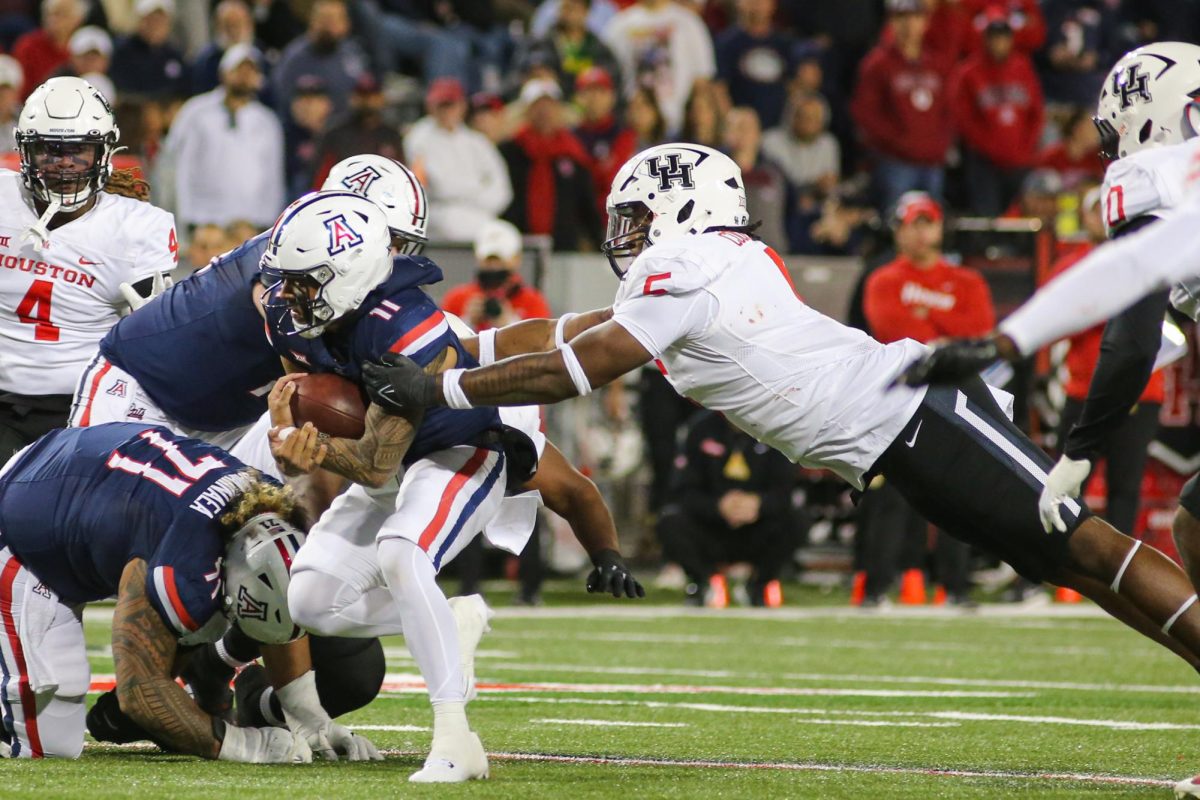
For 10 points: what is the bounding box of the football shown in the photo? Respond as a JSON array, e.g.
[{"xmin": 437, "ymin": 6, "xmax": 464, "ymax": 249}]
[{"xmin": 288, "ymin": 372, "xmax": 367, "ymax": 439}]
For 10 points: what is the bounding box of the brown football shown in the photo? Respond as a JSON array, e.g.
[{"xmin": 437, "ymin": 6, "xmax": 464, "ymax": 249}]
[{"xmin": 288, "ymin": 372, "xmax": 367, "ymax": 439}]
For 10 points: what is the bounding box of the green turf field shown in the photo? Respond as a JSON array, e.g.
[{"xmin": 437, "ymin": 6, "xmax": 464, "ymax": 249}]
[{"xmin": 9, "ymin": 587, "xmax": 1200, "ymax": 799}]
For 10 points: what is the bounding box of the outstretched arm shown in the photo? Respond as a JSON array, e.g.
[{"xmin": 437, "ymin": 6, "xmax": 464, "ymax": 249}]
[{"xmin": 460, "ymin": 307, "xmax": 614, "ymax": 363}]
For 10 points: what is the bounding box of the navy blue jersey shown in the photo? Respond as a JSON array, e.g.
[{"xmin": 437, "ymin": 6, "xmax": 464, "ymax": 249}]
[
  {"xmin": 99, "ymin": 232, "xmax": 283, "ymax": 431},
  {"xmin": 265, "ymin": 256, "xmax": 500, "ymax": 464},
  {"xmin": 0, "ymin": 424, "xmax": 267, "ymax": 638}
]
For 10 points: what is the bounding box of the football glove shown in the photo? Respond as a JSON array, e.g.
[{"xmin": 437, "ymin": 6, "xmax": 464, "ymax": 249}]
[
  {"xmin": 1038, "ymin": 455, "xmax": 1092, "ymax": 533},
  {"xmin": 276, "ymin": 670, "xmax": 382, "ymax": 762},
  {"xmin": 893, "ymin": 337, "xmax": 1001, "ymax": 387},
  {"xmin": 119, "ymin": 270, "xmax": 174, "ymax": 312},
  {"xmin": 217, "ymin": 724, "xmax": 312, "ymax": 763},
  {"xmin": 586, "ymin": 549, "xmax": 645, "ymax": 598},
  {"xmin": 362, "ymin": 352, "xmax": 437, "ymax": 414}
]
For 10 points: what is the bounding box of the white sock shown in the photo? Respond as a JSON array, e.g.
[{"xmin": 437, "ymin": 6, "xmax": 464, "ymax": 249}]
[
  {"xmin": 431, "ymin": 700, "xmax": 470, "ymax": 742},
  {"xmin": 377, "ymin": 537, "xmax": 465, "ymax": 704}
]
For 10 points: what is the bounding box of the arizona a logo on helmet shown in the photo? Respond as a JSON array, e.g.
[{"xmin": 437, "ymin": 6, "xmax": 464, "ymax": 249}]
[
  {"xmin": 325, "ymin": 213, "xmax": 364, "ymax": 256},
  {"xmin": 340, "ymin": 165, "xmax": 382, "ymax": 196}
]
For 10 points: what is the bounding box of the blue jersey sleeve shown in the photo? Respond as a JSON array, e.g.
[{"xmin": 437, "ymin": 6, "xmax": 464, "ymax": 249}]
[
  {"xmin": 144, "ymin": 515, "xmax": 226, "ymax": 638},
  {"xmin": 366, "ymin": 295, "xmax": 457, "ymax": 368}
]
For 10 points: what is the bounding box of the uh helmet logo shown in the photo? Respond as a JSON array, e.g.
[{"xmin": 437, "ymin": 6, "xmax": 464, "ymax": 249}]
[{"xmin": 324, "ymin": 213, "xmax": 364, "ymax": 256}]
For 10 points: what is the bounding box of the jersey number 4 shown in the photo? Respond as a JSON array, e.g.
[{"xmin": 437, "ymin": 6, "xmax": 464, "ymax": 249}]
[
  {"xmin": 17, "ymin": 279, "xmax": 61, "ymax": 341},
  {"xmin": 107, "ymin": 430, "xmax": 226, "ymax": 497}
]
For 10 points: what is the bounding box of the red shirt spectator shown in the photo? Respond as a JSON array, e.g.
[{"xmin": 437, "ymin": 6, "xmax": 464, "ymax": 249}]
[
  {"xmin": 1036, "ymin": 108, "xmax": 1105, "ymax": 188},
  {"xmin": 1048, "ymin": 243, "xmax": 1165, "ymax": 403},
  {"xmin": 959, "ymin": 0, "xmax": 1045, "ymax": 55},
  {"xmin": 950, "ymin": 28, "xmax": 1044, "ymax": 169},
  {"xmin": 13, "ymin": 0, "xmax": 83, "ymax": 98},
  {"xmin": 442, "ymin": 218, "xmax": 551, "ymax": 332},
  {"xmin": 572, "ymin": 66, "xmax": 637, "ymax": 220},
  {"xmin": 851, "ymin": 5, "xmax": 952, "ymax": 166},
  {"xmin": 865, "ymin": 193, "xmax": 996, "ymax": 343}
]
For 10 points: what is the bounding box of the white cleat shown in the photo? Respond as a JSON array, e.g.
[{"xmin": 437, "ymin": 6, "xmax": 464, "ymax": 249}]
[
  {"xmin": 408, "ymin": 732, "xmax": 489, "ymax": 783},
  {"xmin": 1176, "ymin": 775, "xmax": 1200, "ymax": 798},
  {"xmin": 449, "ymin": 593, "xmax": 494, "ymax": 702}
]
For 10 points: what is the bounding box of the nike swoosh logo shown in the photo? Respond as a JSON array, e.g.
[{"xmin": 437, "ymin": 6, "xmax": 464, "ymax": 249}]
[
  {"xmin": 905, "ymin": 420, "xmax": 922, "ymax": 448},
  {"xmin": 79, "ymin": 257, "xmax": 101, "ymax": 266}
]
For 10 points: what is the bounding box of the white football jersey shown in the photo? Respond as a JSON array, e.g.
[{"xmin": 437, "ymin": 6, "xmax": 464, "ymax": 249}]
[
  {"xmin": 0, "ymin": 170, "xmax": 178, "ymax": 395},
  {"xmin": 610, "ymin": 232, "xmax": 928, "ymax": 488},
  {"xmin": 1100, "ymin": 139, "xmax": 1195, "ymax": 237}
]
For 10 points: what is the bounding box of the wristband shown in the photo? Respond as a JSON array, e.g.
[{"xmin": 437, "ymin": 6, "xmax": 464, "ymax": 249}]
[
  {"xmin": 478, "ymin": 328, "xmax": 498, "ymax": 366},
  {"xmin": 555, "ymin": 312, "xmax": 580, "ymax": 348},
  {"xmin": 442, "ymin": 368, "xmax": 474, "ymax": 409},
  {"xmin": 275, "ymin": 426, "xmax": 296, "ymax": 443},
  {"xmin": 559, "ymin": 342, "xmax": 593, "ymax": 397}
]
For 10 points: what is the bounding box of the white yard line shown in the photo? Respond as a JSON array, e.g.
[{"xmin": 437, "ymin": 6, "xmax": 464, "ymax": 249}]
[
  {"xmin": 348, "ymin": 724, "xmax": 430, "ymax": 732},
  {"xmin": 533, "ymin": 718, "xmax": 688, "ymax": 729}
]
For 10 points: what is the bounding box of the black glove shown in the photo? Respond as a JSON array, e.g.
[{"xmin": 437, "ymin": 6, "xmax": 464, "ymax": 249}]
[
  {"xmin": 362, "ymin": 352, "xmax": 438, "ymax": 413},
  {"xmin": 586, "ymin": 549, "xmax": 645, "ymax": 598},
  {"xmin": 893, "ymin": 337, "xmax": 1000, "ymax": 387}
]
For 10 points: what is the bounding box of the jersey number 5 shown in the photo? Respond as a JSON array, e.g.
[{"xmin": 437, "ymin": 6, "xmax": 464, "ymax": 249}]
[
  {"xmin": 107, "ymin": 429, "xmax": 226, "ymax": 496},
  {"xmin": 17, "ymin": 279, "xmax": 61, "ymax": 342}
]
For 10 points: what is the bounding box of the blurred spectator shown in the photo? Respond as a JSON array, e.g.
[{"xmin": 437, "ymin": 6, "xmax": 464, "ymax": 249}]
[
  {"xmin": 714, "ymin": 0, "xmax": 797, "ymax": 130},
  {"xmin": 959, "ymin": 0, "xmax": 1045, "ymax": 56},
  {"xmin": 443, "ymin": 218, "xmax": 550, "ymax": 331},
  {"xmin": 110, "ymin": 0, "xmax": 187, "ymax": 99},
  {"xmin": 1038, "ymin": 0, "xmax": 1116, "ymax": 106},
  {"xmin": 405, "ymin": 77, "xmax": 513, "ymax": 242},
  {"xmin": 722, "ymin": 106, "xmax": 787, "ymax": 252},
  {"xmin": 272, "ymin": 0, "xmax": 368, "ymax": 121},
  {"xmin": 517, "ymin": 0, "xmax": 620, "ymax": 97},
  {"xmin": 160, "ymin": 44, "xmax": 284, "ymax": 231},
  {"xmin": 352, "ymin": 0, "xmax": 470, "ymax": 90},
  {"xmin": 530, "ymin": 0, "xmax": 618, "ymax": 38},
  {"xmin": 56, "ymin": 25, "xmax": 113, "ymax": 103},
  {"xmin": 1037, "ymin": 106, "xmax": 1105, "ymax": 189},
  {"xmin": 468, "ymin": 91, "xmax": 510, "ymax": 145},
  {"xmin": 851, "ymin": 0, "xmax": 951, "ymax": 211},
  {"xmin": 762, "ymin": 91, "xmax": 839, "ymax": 253},
  {"xmin": 574, "ymin": 66, "xmax": 636, "ymax": 218},
  {"xmin": 225, "ymin": 218, "xmax": 258, "ymax": 244},
  {"xmin": 657, "ymin": 410, "xmax": 799, "ymax": 608},
  {"xmin": 603, "ymin": 0, "xmax": 716, "ymax": 135},
  {"xmin": 680, "ymin": 80, "xmax": 721, "ymax": 148},
  {"xmin": 251, "ymin": 0, "xmax": 306, "ymax": 58},
  {"xmin": 951, "ymin": 12, "xmax": 1044, "ymax": 216},
  {"xmin": 13, "ymin": 0, "xmax": 85, "ymax": 98},
  {"xmin": 501, "ymin": 78, "xmax": 601, "ymax": 251},
  {"xmin": 860, "ymin": 192, "xmax": 993, "ymax": 606},
  {"xmin": 191, "ymin": 0, "xmax": 259, "ymax": 96},
  {"xmin": 1049, "ymin": 186, "xmax": 1163, "ymax": 535},
  {"xmin": 627, "ymin": 84, "xmax": 665, "ymax": 148},
  {"xmin": 185, "ymin": 222, "xmax": 230, "ymax": 270},
  {"xmin": 283, "ymin": 75, "xmax": 332, "ymax": 199},
  {"xmin": 0, "ymin": 56, "xmax": 23, "ymax": 152},
  {"xmin": 1003, "ymin": 167, "xmax": 1062, "ymax": 230},
  {"xmin": 311, "ymin": 74, "xmax": 403, "ymax": 188}
]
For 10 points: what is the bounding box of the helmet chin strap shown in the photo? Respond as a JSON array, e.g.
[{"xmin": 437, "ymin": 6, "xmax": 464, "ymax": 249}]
[{"xmin": 22, "ymin": 196, "xmax": 61, "ymax": 252}]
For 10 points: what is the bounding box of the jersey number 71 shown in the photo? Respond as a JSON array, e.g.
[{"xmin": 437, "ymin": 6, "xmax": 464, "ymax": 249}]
[{"xmin": 107, "ymin": 429, "xmax": 226, "ymax": 496}]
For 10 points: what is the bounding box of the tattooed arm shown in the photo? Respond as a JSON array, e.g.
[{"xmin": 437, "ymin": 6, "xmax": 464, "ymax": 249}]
[
  {"xmin": 112, "ymin": 558, "xmax": 220, "ymax": 759},
  {"xmin": 459, "ymin": 307, "xmax": 614, "ymax": 361}
]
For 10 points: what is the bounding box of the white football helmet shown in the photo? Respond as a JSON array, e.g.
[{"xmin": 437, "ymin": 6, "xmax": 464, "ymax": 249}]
[
  {"xmin": 16, "ymin": 76, "xmax": 119, "ymax": 210},
  {"xmin": 223, "ymin": 513, "xmax": 307, "ymax": 645},
  {"xmin": 603, "ymin": 143, "xmax": 748, "ymax": 277},
  {"xmin": 1094, "ymin": 41, "xmax": 1200, "ymax": 160},
  {"xmin": 321, "ymin": 154, "xmax": 428, "ymax": 255},
  {"xmin": 260, "ymin": 190, "xmax": 393, "ymax": 338}
]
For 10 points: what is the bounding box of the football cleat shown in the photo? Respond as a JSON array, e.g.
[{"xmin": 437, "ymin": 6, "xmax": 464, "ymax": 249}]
[
  {"xmin": 409, "ymin": 731, "xmax": 489, "ymax": 783},
  {"xmin": 449, "ymin": 594, "xmax": 494, "ymax": 703},
  {"xmin": 1174, "ymin": 774, "xmax": 1200, "ymax": 797}
]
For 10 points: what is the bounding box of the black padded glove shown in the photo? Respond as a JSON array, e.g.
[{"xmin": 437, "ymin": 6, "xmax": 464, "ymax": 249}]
[
  {"xmin": 586, "ymin": 549, "xmax": 645, "ymax": 598},
  {"xmin": 893, "ymin": 337, "xmax": 1001, "ymax": 387},
  {"xmin": 362, "ymin": 352, "xmax": 438, "ymax": 413}
]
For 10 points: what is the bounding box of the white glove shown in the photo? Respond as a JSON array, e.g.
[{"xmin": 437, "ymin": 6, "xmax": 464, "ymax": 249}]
[
  {"xmin": 218, "ymin": 724, "xmax": 312, "ymax": 764},
  {"xmin": 119, "ymin": 271, "xmax": 174, "ymax": 312},
  {"xmin": 1171, "ymin": 278, "xmax": 1200, "ymax": 321},
  {"xmin": 1038, "ymin": 455, "xmax": 1092, "ymax": 533},
  {"xmin": 277, "ymin": 670, "xmax": 382, "ymax": 761}
]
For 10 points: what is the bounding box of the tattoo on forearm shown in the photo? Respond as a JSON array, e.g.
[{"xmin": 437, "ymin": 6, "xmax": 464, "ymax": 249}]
[
  {"xmin": 460, "ymin": 351, "xmax": 577, "ymax": 405},
  {"xmin": 317, "ymin": 401, "xmax": 422, "ymax": 487},
  {"xmin": 112, "ymin": 560, "xmax": 219, "ymax": 759}
]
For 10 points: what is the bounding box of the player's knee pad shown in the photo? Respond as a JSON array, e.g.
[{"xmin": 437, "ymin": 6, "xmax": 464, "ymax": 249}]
[
  {"xmin": 287, "ymin": 570, "xmax": 341, "ymax": 637},
  {"xmin": 377, "ymin": 537, "xmax": 434, "ymax": 599},
  {"xmin": 310, "ymin": 636, "xmax": 385, "ymax": 718}
]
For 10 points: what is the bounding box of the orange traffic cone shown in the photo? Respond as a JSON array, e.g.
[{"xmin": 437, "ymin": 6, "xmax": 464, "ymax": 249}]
[
  {"xmin": 1055, "ymin": 586, "xmax": 1083, "ymax": 603},
  {"xmin": 898, "ymin": 568, "xmax": 927, "ymax": 605},
  {"xmin": 850, "ymin": 571, "xmax": 866, "ymax": 606},
  {"xmin": 707, "ymin": 574, "xmax": 729, "ymax": 609},
  {"xmin": 763, "ymin": 580, "xmax": 783, "ymax": 608},
  {"xmin": 932, "ymin": 585, "xmax": 947, "ymax": 606}
]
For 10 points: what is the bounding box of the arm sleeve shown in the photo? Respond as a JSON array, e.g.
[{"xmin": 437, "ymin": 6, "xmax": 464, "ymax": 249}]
[
  {"xmin": 997, "ymin": 209, "xmax": 1200, "ymax": 353},
  {"xmin": 145, "ymin": 522, "xmax": 223, "ymax": 639},
  {"xmin": 609, "ymin": 289, "xmax": 717, "ymax": 358},
  {"xmin": 1062, "ymin": 288, "xmax": 1170, "ymax": 460}
]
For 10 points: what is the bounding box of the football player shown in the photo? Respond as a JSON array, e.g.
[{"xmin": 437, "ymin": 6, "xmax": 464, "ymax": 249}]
[
  {"xmin": 0, "ymin": 77, "xmax": 177, "ymax": 460},
  {"xmin": 0, "ymin": 422, "xmax": 378, "ymax": 761},
  {"xmin": 359, "ymin": 143, "xmax": 1200, "ymax": 678},
  {"xmin": 259, "ymin": 190, "xmax": 640, "ymax": 782}
]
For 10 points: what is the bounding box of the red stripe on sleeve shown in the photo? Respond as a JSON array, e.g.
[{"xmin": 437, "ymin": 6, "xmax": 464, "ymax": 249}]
[
  {"xmin": 388, "ymin": 311, "xmax": 445, "ymax": 354},
  {"xmin": 161, "ymin": 566, "xmax": 199, "ymax": 632}
]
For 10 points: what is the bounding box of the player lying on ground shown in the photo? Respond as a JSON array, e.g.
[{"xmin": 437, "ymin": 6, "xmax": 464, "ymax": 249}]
[
  {"xmin": 257, "ymin": 191, "xmax": 641, "ymax": 782},
  {"xmin": 359, "ymin": 142, "xmax": 1200, "ymax": 675},
  {"xmin": 0, "ymin": 423, "xmax": 378, "ymax": 761}
]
